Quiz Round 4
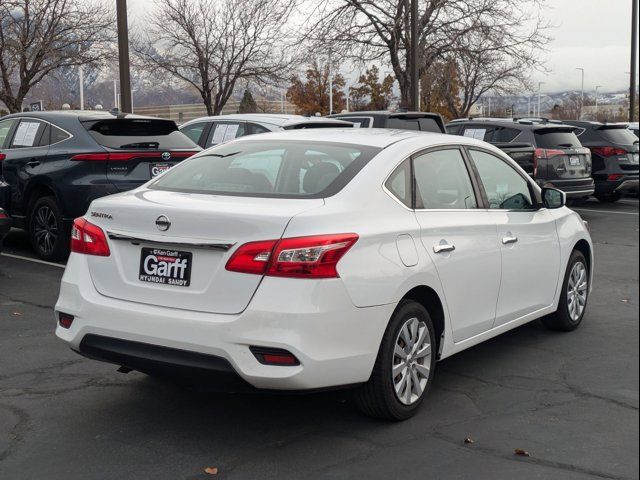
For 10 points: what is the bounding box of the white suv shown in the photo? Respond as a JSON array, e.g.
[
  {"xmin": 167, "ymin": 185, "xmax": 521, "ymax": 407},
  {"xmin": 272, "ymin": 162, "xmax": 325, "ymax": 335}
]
[{"xmin": 55, "ymin": 129, "xmax": 593, "ymax": 420}]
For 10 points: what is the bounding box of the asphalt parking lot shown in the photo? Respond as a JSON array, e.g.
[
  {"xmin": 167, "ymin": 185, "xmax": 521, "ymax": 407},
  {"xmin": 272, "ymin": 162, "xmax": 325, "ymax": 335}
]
[{"xmin": 0, "ymin": 198, "xmax": 638, "ymax": 480}]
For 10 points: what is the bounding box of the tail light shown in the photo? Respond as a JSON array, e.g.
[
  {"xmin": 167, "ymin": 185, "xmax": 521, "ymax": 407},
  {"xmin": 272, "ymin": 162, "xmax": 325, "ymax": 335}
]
[
  {"xmin": 58, "ymin": 312, "xmax": 75, "ymax": 329},
  {"xmin": 250, "ymin": 346, "xmax": 300, "ymax": 366},
  {"xmin": 0, "ymin": 153, "xmax": 5, "ymax": 162},
  {"xmin": 534, "ymin": 148, "xmax": 565, "ymax": 160},
  {"xmin": 71, "ymin": 151, "xmax": 197, "ymax": 161},
  {"xmin": 226, "ymin": 233, "xmax": 358, "ymax": 279},
  {"xmin": 71, "ymin": 218, "xmax": 111, "ymax": 256},
  {"xmin": 591, "ymin": 147, "xmax": 627, "ymax": 158},
  {"xmin": 607, "ymin": 174, "xmax": 624, "ymax": 182}
]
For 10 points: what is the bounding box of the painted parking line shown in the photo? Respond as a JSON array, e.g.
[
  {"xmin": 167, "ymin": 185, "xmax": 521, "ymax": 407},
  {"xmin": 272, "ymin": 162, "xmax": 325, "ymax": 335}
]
[
  {"xmin": 573, "ymin": 208, "xmax": 639, "ymax": 216},
  {"xmin": 0, "ymin": 252, "xmax": 66, "ymax": 268}
]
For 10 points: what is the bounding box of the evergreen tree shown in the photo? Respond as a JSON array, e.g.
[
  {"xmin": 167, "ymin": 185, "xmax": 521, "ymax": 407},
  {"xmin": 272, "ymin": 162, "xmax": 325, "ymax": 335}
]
[{"xmin": 238, "ymin": 89, "xmax": 258, "ymax": 113}]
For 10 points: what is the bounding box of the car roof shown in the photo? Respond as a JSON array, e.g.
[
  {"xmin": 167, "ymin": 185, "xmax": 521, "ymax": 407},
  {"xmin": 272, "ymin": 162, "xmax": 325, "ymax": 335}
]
[
  {"xmin": 448, "ymin": 118, "xmax": 578, "ymax": 131},
  {"xmin": 1, "ymin": 110, "xmax": 171, "ymax": 123},
  {"xmin": 215, "ymin": 127, "xmax": 473, "ymax": 149},
  {"xmin": 181, "ymin": 113, "xmax": 351, "ymax": 128}
]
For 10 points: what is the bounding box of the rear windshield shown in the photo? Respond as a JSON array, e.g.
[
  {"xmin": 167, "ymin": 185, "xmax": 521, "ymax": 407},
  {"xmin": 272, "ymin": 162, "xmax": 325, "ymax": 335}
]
[
  {"xmin": 387, "ymin": 116, "xmax": 443, "ymax": 133},
  {"xmin": 598, "ymin": 126, "xmax": 639, "ymax": 145},
  {"xmin": 83, "ymin": 119, "xmax": 198, "ymax": 150},
  {"xmin": 534, "ymin": 128, "xmax": 581, "ymax": 148},
  {"xmin": 338, "ymin": 117, "xmax": 372, "ymax": 128},
  {"xmin": 149, "ymin": 140, "xmax": 381, "ymax": 198}
]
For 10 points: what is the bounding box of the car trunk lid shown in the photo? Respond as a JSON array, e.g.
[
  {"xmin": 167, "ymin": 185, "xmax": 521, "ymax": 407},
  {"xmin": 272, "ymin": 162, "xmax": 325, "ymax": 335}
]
[
  {"xmin": 534, "ymin": 127, "xmax": 592, "ymax": 179},
  {"xmin": 85, "ymin": 189, "xmax": 324, "ymax": 314}
]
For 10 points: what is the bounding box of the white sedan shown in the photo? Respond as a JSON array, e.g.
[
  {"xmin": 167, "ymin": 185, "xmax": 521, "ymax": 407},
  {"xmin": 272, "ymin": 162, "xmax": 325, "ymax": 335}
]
[{"xmin": 55, "ymin": 129, "xmax": 593, "ymax": 420}]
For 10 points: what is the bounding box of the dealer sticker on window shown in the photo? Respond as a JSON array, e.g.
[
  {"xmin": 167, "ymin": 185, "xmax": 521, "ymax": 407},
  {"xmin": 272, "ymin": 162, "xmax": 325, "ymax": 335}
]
[{"xmin": 139, "ymin": 248, "xmax": 192, "ymax": 287}]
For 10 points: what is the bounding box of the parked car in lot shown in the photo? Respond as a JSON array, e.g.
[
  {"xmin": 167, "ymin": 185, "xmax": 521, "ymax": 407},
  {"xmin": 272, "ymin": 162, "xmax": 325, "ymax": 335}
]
[
  {"xmin": 563, "ymin": 120, "xmax": 639, "ymax": 202},
  {"xmin": 55, "ymin": 128, "xmax": 593, "ymax": 420},
  {"xmin": 627, "ymin": 122, "xmax": 639, "ymax": 138},
  {"xmin": 0, "ymin": 111, "xmax": 200, "ymax": 261},
  {"xmin": 0, "ymin": 207, "xmax": 10, "ymax": 252},
  {"xmin": 179, "ymin": 114, "xmax": 353, "ymax": 148},
  {"xmin": 329, "ymin": 111, "xmax": 446, "ymax": 133},
  {"xmin": 446, "ymin": 118, "xmax": 595, "ymax": 200}
]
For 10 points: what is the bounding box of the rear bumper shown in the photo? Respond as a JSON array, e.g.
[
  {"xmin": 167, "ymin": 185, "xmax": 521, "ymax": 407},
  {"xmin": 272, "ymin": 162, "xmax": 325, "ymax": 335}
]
[
  {"xmin": 55, "ymin": 254, "xmax": 394, "ymax": 390},
  {"xmin": 545, "ymin": 179, "xmax": 595, "ymax": 198},
  {"xmin": 594, "ymin": 175, "xmax": 639, "ymax": 195}
]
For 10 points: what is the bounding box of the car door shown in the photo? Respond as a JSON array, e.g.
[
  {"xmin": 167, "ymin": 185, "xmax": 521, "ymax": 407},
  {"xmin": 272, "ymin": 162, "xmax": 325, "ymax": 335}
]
[
  {"xmin": 467, "ymin": 148, "xmax": 560, "ymax": 327},
  {"xmin": 1, "ymin": 118, "xmax": 49, "ymax": 216},
  {"xmin": 413, "ymin": 147, "xmax": 502, "ymax": 343},
  {"xmin": 205, "ymin": 121, "xmax": 247, "ymax": 147}
]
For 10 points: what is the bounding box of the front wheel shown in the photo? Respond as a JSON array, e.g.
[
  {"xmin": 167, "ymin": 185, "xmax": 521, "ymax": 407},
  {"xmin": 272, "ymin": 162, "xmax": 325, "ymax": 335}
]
[
  {"xmin": 354, "ymin": 300, "xmax": 436, "ymax": 420},
  {"xmin": 28, "ymin": 196, "xmax": 69, "ymax": 261},
  {"xmin": 542, "ymin": 250, "xmax": 589, "ymax": 332}
]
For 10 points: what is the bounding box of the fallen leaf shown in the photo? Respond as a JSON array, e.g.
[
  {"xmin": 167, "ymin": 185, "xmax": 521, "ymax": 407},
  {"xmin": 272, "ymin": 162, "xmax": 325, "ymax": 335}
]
[
  {"xmin": 514, "ymin": 448, "xmax": 530, "ymax": 457},
  {"xmin": 204, "ymin": 467, "xmax": 219, "ymax": 475},
  {"xmin": 12, "ymin": 312, "xmax": 22, "ymax": 316},
  {"xmin": 621, "ymin": 299, "xmax": 630, "ymax": 304},
  {"xmin": 463, "ymin": 437, "xmax": 474, "ymax": 444}
]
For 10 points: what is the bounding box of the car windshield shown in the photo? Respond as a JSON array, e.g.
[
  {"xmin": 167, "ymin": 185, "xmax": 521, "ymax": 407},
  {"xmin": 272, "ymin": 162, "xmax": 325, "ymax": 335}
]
[
  {"xmin": 534, "ymin": 128, "xmax": 582, "ymax": 148},
  {"xmin": 598, "ymin": 127, "xmax": 639, "ymax": 145},
  {"xmin": 149, "ymin": 140, "xmax": 381, "ymax": 198}
]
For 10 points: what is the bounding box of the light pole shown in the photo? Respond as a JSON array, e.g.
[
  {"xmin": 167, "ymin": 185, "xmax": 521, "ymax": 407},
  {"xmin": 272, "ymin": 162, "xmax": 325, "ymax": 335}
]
[
  {"xmin": 116, "ymin": 0, "xmax": 132, "ymax": 113},
  {"xmin": 537, "ymin": 81, "xmax": 545, "ymax": 117},
  {"xmin": 630, "ymin": 0, "xmax": 638, "ymax": 122},
  {"xmin": 595, "ymin": 85, "xmax": 602, "ymax": 117},
  {"xmin": 409, "ymin": 0, "xmax": 419, "ymax": 110},
  {"xmin": 528, "ymin": 95, "xmax": 532, "ymax": 116},
  {"xmin": 328, "ymin": 54, "xmax": 333, "ymax": 115},
  {"xmin": 576, "ymin": 67, "xmax": 585, "ymax": 119}
]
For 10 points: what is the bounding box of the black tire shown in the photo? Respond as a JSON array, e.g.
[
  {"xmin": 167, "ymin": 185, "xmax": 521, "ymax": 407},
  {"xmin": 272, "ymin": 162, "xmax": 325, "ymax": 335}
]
[
  {"xmin": 354, "ymin": 300, "xmax": 436, "ymax": 421},
  {"xmin": 28, "ymin": 196, "xmax": 69, "ymax": 261},
  {"xmin": 542, "ymin": 250, "xmax": 589, "ymax": 332},
  {"xmin": 595, "ymin": 193, "xmax": 622, "ymax": 203}
]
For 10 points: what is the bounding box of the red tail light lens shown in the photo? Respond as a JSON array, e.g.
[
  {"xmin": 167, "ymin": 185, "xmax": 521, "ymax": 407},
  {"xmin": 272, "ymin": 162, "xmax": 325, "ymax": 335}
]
[
  {"xmin": 607, "ymin": 174, "xmax": 624, "ymax": 182},
  {"xmin": 225, "ymin": 239, "xmax": 278, "ymax": 275},
  {"xmin": 71, "ymin": 151, "xmax": 197, "ymax": 161},
  {"xmin": 0, "ymin": 211, "xmax": 7, "ymax": 219},
  {"xmin": 534, "ymin": 148, "xmax": 565, "ymax": 160},
  {"xmin": 226, "ymin": 233, "xmax": 358, "ymax": 278},
  {"xmin": 58, "ymin": 312, "xmax": 75, "ymax": 329},
  {"xmin": 70, "ymin": 218, "xmax": 111, "ymax": 256},
  {"xmin": 0, "ymin": 153, "xmax": 6, "ymax": 162},
  {"xmin": 591, "ymin": 147, "xmax": 627, "ymax": 158}
]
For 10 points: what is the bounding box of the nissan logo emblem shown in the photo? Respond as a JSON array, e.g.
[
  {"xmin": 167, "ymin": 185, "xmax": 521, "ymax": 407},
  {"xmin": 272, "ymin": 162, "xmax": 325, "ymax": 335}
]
[
  {"xmin": 161, "ymin": 151, "xmax": 171, "ymax": 161},
  {"xmin": 155, "ymin": 215, "xmax": 171, "ymax": 231}
]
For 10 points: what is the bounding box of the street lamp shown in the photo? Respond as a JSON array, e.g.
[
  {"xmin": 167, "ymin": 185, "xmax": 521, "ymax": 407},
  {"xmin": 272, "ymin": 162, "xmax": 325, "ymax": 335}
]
[
  {"xmin": 576, "ymin": 67, "xmax": 585, "ymax": 119},
  {"xmin": 595, "ymin": 85, "xmax": 602, "ymax": 117},
  {"xmin": 537, "ymin": 81, "xmax": 545, "ymax": 117}
]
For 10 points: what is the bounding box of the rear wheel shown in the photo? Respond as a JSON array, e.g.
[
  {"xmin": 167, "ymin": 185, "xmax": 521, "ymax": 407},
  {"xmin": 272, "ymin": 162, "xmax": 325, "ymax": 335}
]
[
  {"xmin": 28, "ymin": 196, "xmax": 69, "ymax": 261},
  {"xmin": 354, "ymin": 300, "xmax": 436, "ymax": 420},
  {"xmin": 542, "ymin": 250, "xmax": 589, "ymax": 332},
  {"xmin": 595, "ymin": 193, "xmax": 621, "ymax": 203}
]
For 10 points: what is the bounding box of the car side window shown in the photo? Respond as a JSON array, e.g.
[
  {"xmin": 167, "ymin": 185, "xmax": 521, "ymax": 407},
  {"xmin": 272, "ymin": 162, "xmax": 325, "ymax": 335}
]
[
  {"xmin": 413, "ymin": 149, "xmax": 477, "ymax": 209},
  {"xmin": 385, "ymin": 159, "xmax": 412, "ymax": 207},
  {"xmin": 248, "ymin": 123, "xmax": 271, "ymax": 135},
  {"xmin": 208, "ymin": 122, "xmax": 246, "ymax": 145},
  {"xmin": 10, "ymin": 120, "xmax": 46, "ymax": 148},
  {"xmin": 0, "ymin": 119, "xmax": 18, "ymax": 148},
  {"xmin": 50, "ymin": 125, "xmax": 70, "ymax": 145},
  {"xmin": 181, "ymin": 122, "xmax": 207, "ymax": 144},
  {"xmin": 468, "ymin": 149, "xmax": 535, "ymax": 210}
]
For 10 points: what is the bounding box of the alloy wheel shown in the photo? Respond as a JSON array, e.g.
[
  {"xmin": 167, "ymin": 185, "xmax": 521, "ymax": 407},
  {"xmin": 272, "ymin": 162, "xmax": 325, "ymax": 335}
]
[
  {"xmin": 33, "ymin": 205, "xmax": 58, "ymax": 256},
  {"xmin": 392, "ymin": 317, "xmax": 432, "ymax": 405},
  {"xmin": 567, "ymin": 261, "xmax": 588, "ymax": 322}
]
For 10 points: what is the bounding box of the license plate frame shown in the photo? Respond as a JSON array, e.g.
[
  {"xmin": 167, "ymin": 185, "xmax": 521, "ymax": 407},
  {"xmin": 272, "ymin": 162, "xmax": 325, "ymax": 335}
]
[
  {"xmin": 139, "ymin": 247, "xmax": 192, "ymax": 287},
  {"xmin": 569, "ymin": 156, "xmax": 581, "ymax": 166},
  {"xmin": 150, "ymin": 162, "xmax": 172, "ymax": 178}
]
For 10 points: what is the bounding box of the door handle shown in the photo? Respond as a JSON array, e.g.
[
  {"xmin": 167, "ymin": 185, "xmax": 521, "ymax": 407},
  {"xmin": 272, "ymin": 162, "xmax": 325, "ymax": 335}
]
[
  {"xmin": 433, "ymin": 243, "xmax": 456, "ymax": 254},
  {"xmin": 502, "ymin": 235, "xmax": 518, "ymax": 245},
  {"xmin": 26, "ymin": 160, "xmax": 40, "ymax": 168}
]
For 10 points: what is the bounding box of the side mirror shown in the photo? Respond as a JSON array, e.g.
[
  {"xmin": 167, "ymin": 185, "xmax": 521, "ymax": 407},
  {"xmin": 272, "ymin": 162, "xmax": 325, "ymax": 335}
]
[{"xmin": 542, "ymin": 187, "xmax": 566, "ymax": 209}]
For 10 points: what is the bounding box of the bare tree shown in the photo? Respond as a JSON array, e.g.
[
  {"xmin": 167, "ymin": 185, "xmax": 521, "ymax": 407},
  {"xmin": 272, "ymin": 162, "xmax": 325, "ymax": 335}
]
[
  {"xmin": 303, "ymin": 0, "xmax": 550, "ymax": 108},
  {"xmin": 135, "ymin": 0, "xmax": 296, "ymax": 116},
  {"xmin": 0, "ymin": 0, "xmax": 113, "ymax": 113}
]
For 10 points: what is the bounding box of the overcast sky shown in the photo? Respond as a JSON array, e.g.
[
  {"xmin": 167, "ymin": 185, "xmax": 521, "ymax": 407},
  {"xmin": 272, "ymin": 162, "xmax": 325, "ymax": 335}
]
[{"xmin": 129, "ymin": 0, "xmax": 639, "ymax": 95}]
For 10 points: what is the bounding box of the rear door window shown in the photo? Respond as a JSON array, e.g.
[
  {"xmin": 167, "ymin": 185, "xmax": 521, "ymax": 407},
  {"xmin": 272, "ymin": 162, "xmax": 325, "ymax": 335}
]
[
  {"xmin": 207, "ymin": 122, "xmax": 246, "ymax": 146},
  {"xmin": 248, "ymin": 123, "xmax": 271, "ymax": 134},
  {"xmin": 83, "ymin": 119, "xmax": 197, "ymax": 149},
  {"xmin": 534, "ymin": 129, "xmax": 581, "ymax": 148},
  {"xmin": 337, "ymin": 117, "xmax": 372, "ymax": 128},
  {"xmin": 10, "ymin": 120, "xmax": 47, "ymax": 148},
  {"xmin": 385, "ymin": 159, "xmax": 412, "ymax": 207},
  {"xmin": 150, "ymin": 140, "xmax": 381, "ymax": 198},
  {"xmin": 180, "ymin": 122, "xmax": 208, "ymax": 145}
]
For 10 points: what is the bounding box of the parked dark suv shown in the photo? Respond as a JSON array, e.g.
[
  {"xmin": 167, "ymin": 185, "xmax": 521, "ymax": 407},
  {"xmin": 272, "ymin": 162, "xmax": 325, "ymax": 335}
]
[
  {"xmin": 446, "ymin": 118, "xmax": 595, "ymax": 199},
  {"xmin": 329, "ymin": 111, "xmax": 446, "ymax": 133},
  {"xmin": 563, "ymin": 121, "xmax": 639, "ymax": 202},
  {"xmin": 0, "ymin": 111, "xmax": 200, "ymax": 260}
]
